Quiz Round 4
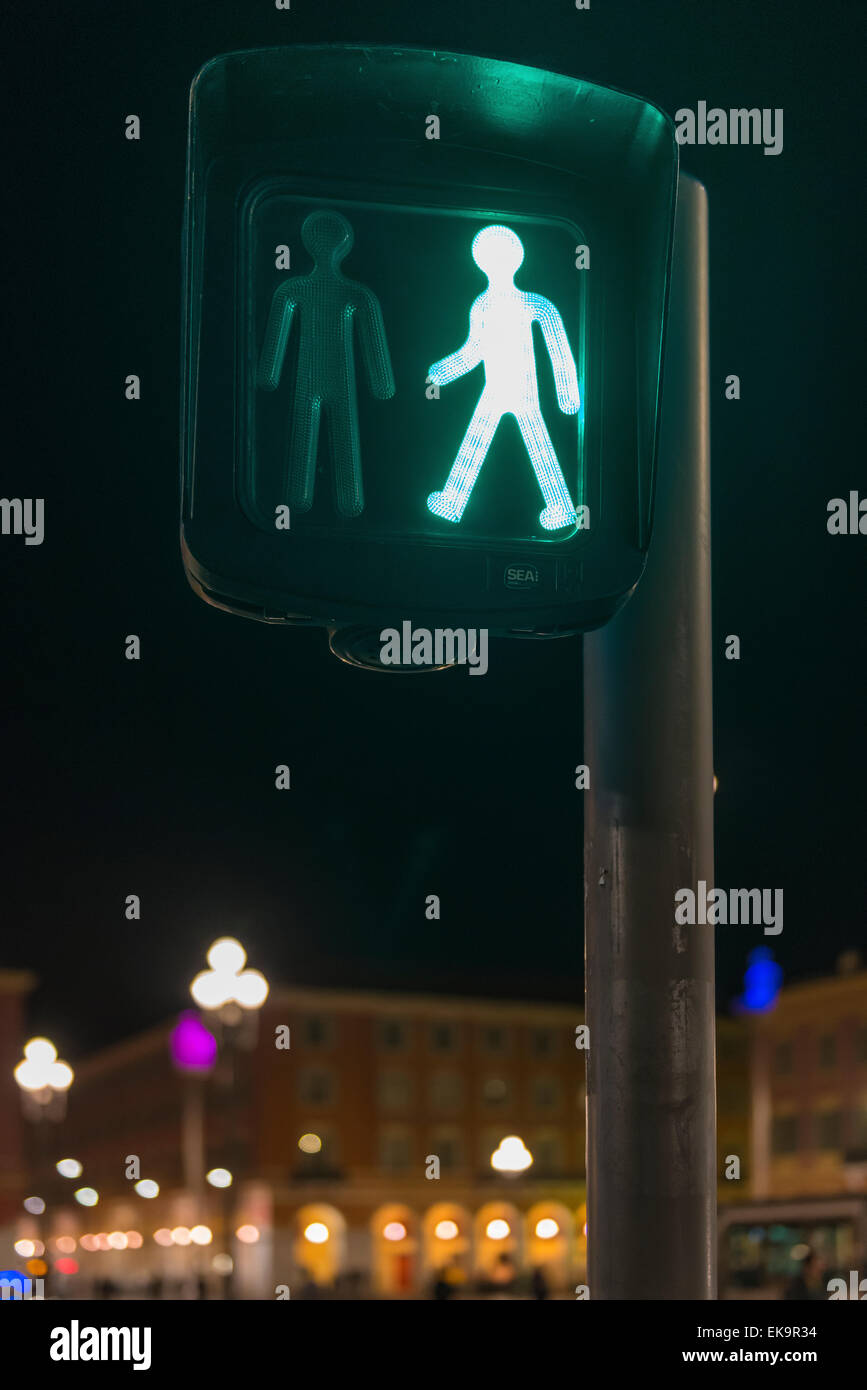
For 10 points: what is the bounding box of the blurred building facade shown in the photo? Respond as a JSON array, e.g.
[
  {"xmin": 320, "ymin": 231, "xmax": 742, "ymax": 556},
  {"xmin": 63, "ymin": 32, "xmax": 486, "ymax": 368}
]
[
  {"xmin": 17, "ymin": 987, "xmax": 589, "ymax": 1297},
  {"xmin": 750, "ymin": 961, "xmax": 867, "ymax": 1199},
  {"xmin": 5, "ymin": 964, "xmax": 865, "ymax": 1297},
  {"xmin": 718, "ymin": 959, "xmax": 867, "ymax": 1292}
]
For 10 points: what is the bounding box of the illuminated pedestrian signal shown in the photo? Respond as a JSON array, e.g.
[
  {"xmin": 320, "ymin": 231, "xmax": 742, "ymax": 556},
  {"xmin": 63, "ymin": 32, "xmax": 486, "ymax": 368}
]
[
  {"xmin": 181, "ymin": 46, "xmax": 677, "ymax": 659},
  {"xmin": 426, "ymin": 225, "xmax": 580, "ymax": 533}
]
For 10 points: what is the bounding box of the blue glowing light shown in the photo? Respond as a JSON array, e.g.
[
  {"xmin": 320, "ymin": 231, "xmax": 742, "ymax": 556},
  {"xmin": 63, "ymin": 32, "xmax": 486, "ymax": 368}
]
[
  {"xmin": 739, "ymin": 948, "xmax": 783, "ymax": 1013},
  {"xmin": 426, "ymin": 225, "xmax": 580, "ymax": 531},
  {"xmin": 0, "ymin": 1271, "xmax": 27, "ymax": 1301}
]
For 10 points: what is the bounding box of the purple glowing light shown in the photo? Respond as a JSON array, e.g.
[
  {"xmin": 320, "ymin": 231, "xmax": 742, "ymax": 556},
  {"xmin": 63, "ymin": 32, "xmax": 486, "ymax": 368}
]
[{"xmin": 170, "ymin": 1012, "xmax": 217, "ymax": 1072}]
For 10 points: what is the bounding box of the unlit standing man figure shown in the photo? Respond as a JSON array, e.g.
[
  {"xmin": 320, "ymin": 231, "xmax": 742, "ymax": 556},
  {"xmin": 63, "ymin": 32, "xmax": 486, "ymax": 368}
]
[{"xmin": 257, "ymin": 210, "xmax": 395, "ymax": 518}]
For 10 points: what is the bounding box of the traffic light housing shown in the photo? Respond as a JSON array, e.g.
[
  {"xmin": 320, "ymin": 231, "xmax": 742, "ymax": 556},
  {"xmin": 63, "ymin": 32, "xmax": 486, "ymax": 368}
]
[{"xmin": 181, "ymin": 45, "xmax": 678, "ymax": 660}]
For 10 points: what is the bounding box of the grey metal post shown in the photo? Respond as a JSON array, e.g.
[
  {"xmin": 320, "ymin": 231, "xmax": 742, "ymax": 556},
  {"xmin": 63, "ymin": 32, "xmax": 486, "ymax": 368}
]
[{"xmin": 583, "ymin": 174, "xmax": 715, "ymax": 1299}]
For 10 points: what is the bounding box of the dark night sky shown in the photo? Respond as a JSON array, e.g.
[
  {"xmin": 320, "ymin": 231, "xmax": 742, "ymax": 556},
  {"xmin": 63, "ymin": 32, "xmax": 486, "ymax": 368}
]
[{"xmin": 1, "ymin": 0, "xmax": 864, "ymax": 1057}]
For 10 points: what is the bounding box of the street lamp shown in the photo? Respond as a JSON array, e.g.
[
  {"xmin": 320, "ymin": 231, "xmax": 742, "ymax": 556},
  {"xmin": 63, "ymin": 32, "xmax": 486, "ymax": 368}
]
[
  {"xmin": 490, "ymin": 1136, "xmax": 533, "ymax": 1174},
  {"xmin": 188, "ymin": 937, "xmax": 270, "ymax": 1298},
  {"xmin": 190, "ymin": 938, "xmax": 269, "ymax": 1021},
  {"xmin": 13, "ymin": 1036, "xmax": 75, "ymax": 1290},
  {"xmin": 14, "ymin": 1038, "xmax": 73, "ymax": 1121},
  {"xmin": 169, "ymin": 1012, "xmax": 218, "ymax": 1298}
]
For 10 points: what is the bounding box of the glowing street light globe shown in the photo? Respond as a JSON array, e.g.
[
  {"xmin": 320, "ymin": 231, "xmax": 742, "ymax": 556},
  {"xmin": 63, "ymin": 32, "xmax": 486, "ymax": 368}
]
[
  {"xmin": 486, "ymin": 1219, "xmax": 511, "ymax": 1241},
  {"xmin": 303, "ymin": 1223, "xmax": 328, "ymax": 1245},
  {"xmin": 56, "ymin": 1158, "xmax": 83, "ymax": 1179},
  {"xmin": 434, "ymin": 1220, "xmax": 459, "ymax": 1241},
  {"xmin": 190, "ymin": 937, "xmax": 269, "ymax": 1011},
  {"xmin": 208, "ymin": 938, "xmax": 246, "ymax": 974},
  {"xmin": 206, "ymin": 1168, "xmax": 232, "ymax": 1189},
  {"xmin": 14, "ymin": 1037, "xmax": 74, "ymax": 1093},
  {"xmin": 490, "ymin": 1135, "xmax": 533, "ymax": 1173},
  {"xmin": 233, "ymin": 970, "xmax": 269, "ymax": 1008},
  {"xmin": 189, "ymin": 969, "xmax": 231, "ymax": 1010},
  {"xmin": 535, "ymin": 1218, "xmax": 560, "ymax": 1240}
]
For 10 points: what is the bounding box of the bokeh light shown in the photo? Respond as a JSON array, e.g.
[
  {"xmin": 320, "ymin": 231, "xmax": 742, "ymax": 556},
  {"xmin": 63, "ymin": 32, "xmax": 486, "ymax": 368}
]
[
  {"xmin": 486, "ymin": 1219, "xmax": 511, "ymax": 1241},
  {"xmin": 490, "ymin": 1135, "xmax": 533, "ymax": 1172},
  {"xmin": 191, "ymin": 938, "xmax": 269, "ymax": 1011},
  {"xmin": 170, "ymin": 1011, "xmax": 217, "ymax": 1072},
  {"xmin": 14, "ymin": 1037, "xmax": 74, "ymax": 1092},
  {"xmin": 434, "ymin": 1220, "xmax": 459, "ymax": 1241}
]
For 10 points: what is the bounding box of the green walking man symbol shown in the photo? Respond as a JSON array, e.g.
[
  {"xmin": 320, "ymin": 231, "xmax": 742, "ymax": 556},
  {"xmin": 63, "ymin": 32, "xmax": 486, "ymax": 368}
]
[
  {"xmin": 257, "ymin": 210, "xmax": 395, "ymax": 518},
  {"xmin": 426, "ymin": 224, "xmax": 580, "ymax": 531}
]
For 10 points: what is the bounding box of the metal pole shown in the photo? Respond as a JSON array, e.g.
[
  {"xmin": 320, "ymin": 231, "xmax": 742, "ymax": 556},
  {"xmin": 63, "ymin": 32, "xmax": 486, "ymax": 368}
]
[
  {"xmin": 181, "ymin": 1073, "xmax": 206, "ymax": 1296},
  {"xmin": 583, "ymin": 174, "xmax": 715, "ymax": 1299},
  {"xmin": 181, "ymin": 1073, "xmax": 206, "ymax": 1199}
]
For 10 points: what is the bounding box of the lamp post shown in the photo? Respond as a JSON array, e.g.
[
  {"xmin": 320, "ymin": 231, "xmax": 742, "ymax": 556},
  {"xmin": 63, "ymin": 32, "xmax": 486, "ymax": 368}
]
[
  {"xmin": 487, "ymin": 1137, "xmax": 533, "ymax": 1293},
  {"xmin": 189, "ymin": 938, "xmax": 269, "ymax": 1297},
  {"xmin": 169, "ymin": 1011, "xmax": 217, "ymax": 1296},
  {"xmin": 13, "ymin": 1037, "xmax": 75, "ymax": 1295}
]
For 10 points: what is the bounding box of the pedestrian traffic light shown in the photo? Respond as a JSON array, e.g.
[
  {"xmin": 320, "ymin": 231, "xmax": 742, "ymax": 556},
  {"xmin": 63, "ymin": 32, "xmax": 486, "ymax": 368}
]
[{"xmin": 181, "ymin": 45, "xmax": 678, "ymax": 665}]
